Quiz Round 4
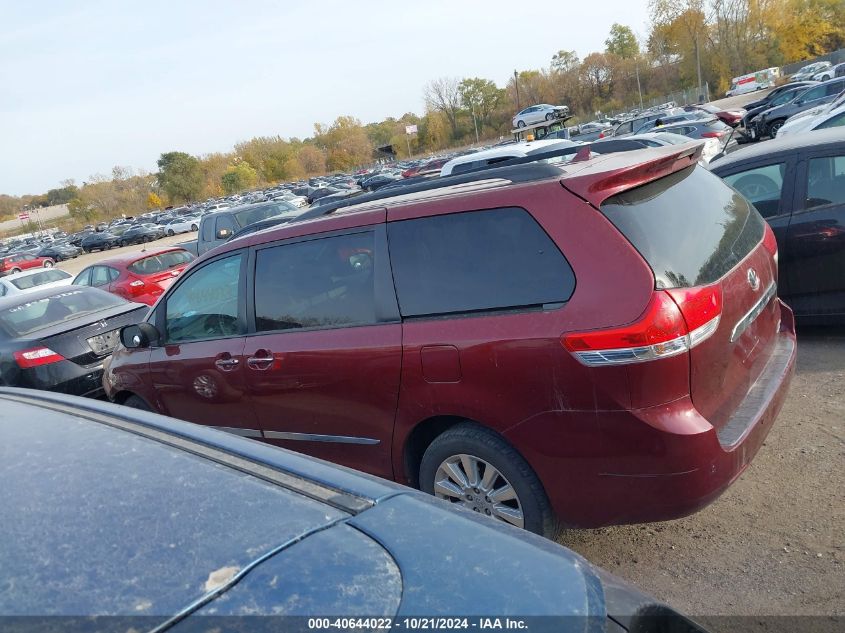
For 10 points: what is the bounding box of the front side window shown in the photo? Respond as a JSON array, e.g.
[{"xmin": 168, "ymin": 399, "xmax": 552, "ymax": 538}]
[
  {"xmin": 388, "ymin": 208, "xmax": 575, "ymax": 318},
  {"xmin": 723, "ymin": 163, "xmax": 787, "ymax": 218},
  {"xmin": 806, "ymin": 155, "xmax": 845, "ymax": 209},
  {"xmin": 165, "ymin": 254, "xmax": 243, "ymax": 343},
  {"xmin": 254, "ymin": 232, "xmax": 376, "ymax": 332},
  {"xmin": 74, "ymin": 268, "xmax": 92, "ymax": 286},
  {"xmin": 90, "ymin": 266, "xmax": 112, "ymax": 287}
]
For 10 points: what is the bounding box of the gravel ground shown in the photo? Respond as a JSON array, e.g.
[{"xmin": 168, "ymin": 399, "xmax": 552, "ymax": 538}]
[
  {"xmin": 558, "ymin": 328, "xmax": 845, "ymax": 619},
  {"xmin": 55, "ymin": 232, "xmax": 194, "ymax": 277}
]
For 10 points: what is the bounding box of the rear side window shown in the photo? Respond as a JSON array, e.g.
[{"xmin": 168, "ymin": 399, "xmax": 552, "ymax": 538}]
[
  {"xmin": 723, "ymin": 163, "xmax": 786, "ymax": 218},
  {"xmin": 388, "ymin": 207, "xmax": 575, "ymax": 317},
  {"xmin": 254, "ymin": 232, "xmax": 376, "ymax": 331},
  {"xmin": 602, "ymin": 166, "xmax": 765, "ymax": 289},
  {"xmin": 129, "ymin": 251, "xmax": 193, "ymax": 275},
  {"xmin": 806, "ymin": 155, "xmax": 845, "ymax": 208}
]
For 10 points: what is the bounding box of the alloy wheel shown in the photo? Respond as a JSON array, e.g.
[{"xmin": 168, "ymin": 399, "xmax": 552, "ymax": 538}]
[{"xmin": 433, "ymin": 454, "xmax": 524, "ymax": 528}]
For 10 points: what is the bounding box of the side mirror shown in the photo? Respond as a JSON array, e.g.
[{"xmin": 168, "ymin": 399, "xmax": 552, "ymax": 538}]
[
  {"xmin": 121, "ymin": 322, "xmax": 160, "ymax": 349},
  {"xmin": 216, "ymin": 228, "xmax": 232, "ymax": 240}
]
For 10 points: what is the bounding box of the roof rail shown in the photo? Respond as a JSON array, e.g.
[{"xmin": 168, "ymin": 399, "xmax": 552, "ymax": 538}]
[{"xmin": 292, "ymin": 162, "xmax": 566, "ymax": 223}]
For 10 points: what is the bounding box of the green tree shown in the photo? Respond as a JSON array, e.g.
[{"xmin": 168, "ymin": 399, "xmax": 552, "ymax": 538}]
[
  {"xmin": 157, "ymin": 151, "xmax": 204, "ymax": 203},
  {"xmin": 605, "ymin": 23, "xmax": 640, "ymax": 58},
  {"xmin": 221, "ymin": 161, "xmax": 260, "ymax": 194},
  {"xmin": 313, "ymin": 117, "xmax": 373, "ymax": 172},
  {"xmin": 551, "ymin": 50, "xmax": 580, "ymax": 72},
  {"xmin": 46, "ymin": 184, "xmax": 79, "ymax": 206},
  {"xmin": 67, "ymin": 197, "xmax": 97, "ymax": 223},
  {"xmin": 458, "ymin": 78, "xmax": 503, "ymax": 132}
]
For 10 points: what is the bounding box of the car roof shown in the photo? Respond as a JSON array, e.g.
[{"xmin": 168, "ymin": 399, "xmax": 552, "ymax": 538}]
[
  {"xmin": 78, "ymin": 246, "xmax": 189, "ymax": 268},
  {"xmin": 0, "ymin": 283, "xmax": 104, "ymax": 310},
  {"xmin": 0, "ymin": 388, "xmax": 602, "ymax": 619},
  {"xmin": 710, "ymin": 127, "xmax": 845, "ymax": 169},
  {"xmin": 1, "ymin": 267, "xmax": 72, "ymax": 281}
]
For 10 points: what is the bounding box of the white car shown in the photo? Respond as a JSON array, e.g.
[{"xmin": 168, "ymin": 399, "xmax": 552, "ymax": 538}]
[
  {"xmin": 812, "ymin": 63, "xmax": 844, "ymax": 82},
  {"xmin": 512, "ymin": 104, "xmax": 570, "ymax": 128},
  {"xmin": 440, "ymin": 139, "xmax": 581, "ymax": 176},
  {"xmin": 270, "ymin": 192, "xmax": 309, "ymax": 207},
  {"xmin": 0, "ymin": 268, "xmax": 73, "ymax": 297},
  {"xmin": 624, "ymin": 132, "xmax": 722, "ymax": 164},
  {"xmin": 162, "ymin": 216, "xmax": 200, "ymax": 236}
]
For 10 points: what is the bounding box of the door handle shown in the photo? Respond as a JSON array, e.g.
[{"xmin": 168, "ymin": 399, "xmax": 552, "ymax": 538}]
[
  {"xmin": 214, "ymin": 357, "xmax": 240, "ymax": 370},
  {"xmin": 246, "ymin": 351, "xmax": 276, "ymax": 371}
]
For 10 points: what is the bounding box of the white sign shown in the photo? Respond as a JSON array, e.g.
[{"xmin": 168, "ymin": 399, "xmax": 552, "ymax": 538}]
[{"xmin": 405, "ymin": 124, "xmax": 418, "ymax": 135}]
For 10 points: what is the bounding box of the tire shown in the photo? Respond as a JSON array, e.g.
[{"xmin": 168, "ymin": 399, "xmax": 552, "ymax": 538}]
[
  {"xmin": 516, "ymin": 120, "xmax": 526, "ymax": 128},
  {"xmin": 768, "ymin": 119, "xmax": 785, "ymax": 138},
  {"xmin": 9, "ymin": 268, "xmax": 21, "ymax": 274},
  {"xmin": 167, "ymin": 229, "xmax": 175, "ymax": 236},
  {"xmin": 123, "ymin": 394, "xmax": 152, "ymax": 411},
  {"xmin": 419, "ymin": 422, "xmax": 556, "ymax": 537},
  {"xmin": 545, "ymin": 113, "xmax": 554, "ymax": 121},
  {"xmin": 42, "ymin": 260, "xmax": 54, "ymax": 268},
  {"xmin": 191, "ymin": 224, "xmax": 198, "ymax": 232}
]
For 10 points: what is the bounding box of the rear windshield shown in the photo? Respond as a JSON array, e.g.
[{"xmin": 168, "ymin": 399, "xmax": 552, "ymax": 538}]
[
  {"xmin": 600, "ymin": 165, "xmax": 765, "ymax": 289},
  {"xmin": 128, "ymin": 250, "xmax": 193, "ymax": 275},
  {"xmin": 0, "ymin": 289, "xmax": 126, "ymax": 337},
  {"xmin": 10, "ymin": 269, "xmax": 72, "ymax": 290}
]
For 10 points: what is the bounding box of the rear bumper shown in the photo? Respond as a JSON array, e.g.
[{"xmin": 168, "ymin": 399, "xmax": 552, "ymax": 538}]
[
  {"xmin": 12, "ymin": 362, "xmax": 107, "ymax": 399},
  {"xmin": 504, "ymin": 301, "xmax": 796, "ymax": 528}
]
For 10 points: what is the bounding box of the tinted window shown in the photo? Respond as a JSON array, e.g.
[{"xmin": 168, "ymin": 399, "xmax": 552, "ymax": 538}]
[
  {"xmin": 233, "ymin": 204, "xmax": 288, "ymax": 228},
  {"xmin": 601, "ymin": 166, "xmax": 765, "ymax": 289},
  {"xmin": 816, "ymin": 111, "xmax": 845, "ymax": 130},
  {"xmin": 215, "ymin": 215, "xmax": 236, "ymax": 236},
  {"xmin": 723, "ymin": 163, "xmax": 786, "ymax": 218},
  {"xmin": 90, "ymin": 266, "xmax": 112, "ymax": 287},
  {"xmin": 10, "ymin": 269, "xmax": 72, "ymax": 290},
  {"xmin": 800, "ymin": 86, "xmax": 826, "ymax": 102},
  {"xmin": 388, "ymin": 207, "xmax": 575, "ymax": 317},
  {"xmin": 0, "ymin": 289, "xmax": 126, "ymax": 337},
  {"xmin": 825, "ymin": 81, "xmax": 845, "ymax": 96},
  {"xmin": 201, "ymin": 218, "xmax": 214, "ymax": 242},
  {"xmin": 254, "ymin": 232, "xmax": 376, "ymax": 331},
  {"xmin": 165, "ymin": 254, "xmax": 243, "ymax": 343},
  {"xmin": 806, "ymin": 155, "xmax": 845, "ymax": 208},
  {"xmin": 128, "ymin": 250, "xmax": 193, "ymax": 275},
  {"xmin": 73, "ymin": 268, "xmax": 92, "ymax": 286}
]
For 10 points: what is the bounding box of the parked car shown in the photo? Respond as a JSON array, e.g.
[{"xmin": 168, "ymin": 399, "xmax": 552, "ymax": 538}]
[
  {"xmin": 791, "ymin": 61, "xmax": 832, "ymax": 81},
  {"xmin": 105, "ymin": 145, "xmax": 795, "ymax": 536},
  {"xmin": 0, "ymin": 253, "xmax": 55, "ymax": 276},
  {"xmin": 596, "ymin": 132, "xmax": 723, "ymax": 163},
  {"xmin": 440, "ymin": 140, "xmax": 579, "ymax": 176},
  {"xmin": 0, "ymin": 390, "xmax": 710, "ymax": 630},
  {"xmin": 812, "ymin": 62, "xmax": 845, "ymax": 81},
  {"xmin": 117, "ymin": 222, "xmax": 166, "ymax": 246},
  {"xmin": 709, "ymin": 127, "xmax": 845, "ymax": 320},
  {"xmin": 754, "ymin": 77, "xmax": 845, "ymax": 138},
  {"xmin": 741, "ymin": 82, "xmax": 820, "ymax": 139},
  {"xmin": 632, "ymin": 111, "xmax": 708, "ymax": 133},
  {"xmin": 0, "ymin": 287, "xmax": 146, "ymax": 396},
  {"xmin": 688, "ymin": 103, "xmax": 747, "ymax": 127},
  {"xmin": 80, "ymin": 231, "xmax": 121, "ymax": 253},
  {"xmin": 73, "ymin": 247, "xmax": 194, "ymax": 306},
  {"xmin": 0, "ymin": 268, "xmax": 73, "ymax": 297},
  {"xmin": 777, "ymin": 92, "xmax": 845, "ymax": 137},
  {"xmin": 611, "ymin": 110, "xmax": 683, "ymax": 137},
  {"xmin": 36, "ymin": 241, "xmax": 81, "ymax": 261},
  {"xmin": 162, "ymin": 215, "xmax": 200, "ymax": 236},
  {"xmin": 512, "ymin": 104, "xmax": 570, "ymax": 128},
  {"xmin": 360, "ymin": 174, "xmax": 401, "ymax": 191},
  {"xmin": 196, "ymin": 201, "xmax": 303, "ymax": 256}
]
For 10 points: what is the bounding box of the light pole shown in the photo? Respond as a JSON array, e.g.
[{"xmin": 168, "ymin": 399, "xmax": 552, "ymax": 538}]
[
  {"xmin": 514, "ymin": 69, "xmax": 520, "ymax": 110},
  {"xmin": 635, "ymin": 63, "xmax": 644, "ymax": 110}
]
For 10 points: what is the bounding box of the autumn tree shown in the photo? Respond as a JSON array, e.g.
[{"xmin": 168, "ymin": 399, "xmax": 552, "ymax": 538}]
[
  {"xmin": 313, "ymin": 117, "xmax": 373, "ymax": 172},
  {"xmin": 296, "ymin": 145, "xmax": 327, "ymax": 175},
  {"xmin": 423, "ymin": 77, "xmax": 462, "ymax": 139},
  {"xmin": 157, "ymin": 151, "xmax": 204, "ymax": 203},
  {"xmin": 458, "ymin": 78, "xmax": 503, "ymax": 133},
  {"xmin": 221, "ymin": 161, "xmax": 259, "ymax": 194},
  {"xmin": 551, "ymin": 50, "xmax": 580, "ymax": 73}
]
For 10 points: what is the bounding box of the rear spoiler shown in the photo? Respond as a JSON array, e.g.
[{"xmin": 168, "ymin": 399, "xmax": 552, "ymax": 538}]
[{"xmin": 559, "ymin": 143, "xmax": 703, "ymax": 207}]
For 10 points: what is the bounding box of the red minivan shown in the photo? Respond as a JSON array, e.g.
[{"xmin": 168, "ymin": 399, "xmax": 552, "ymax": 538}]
[{"xmin": 104, "ymin": 144, "xmax": 796, "ymax": 537}]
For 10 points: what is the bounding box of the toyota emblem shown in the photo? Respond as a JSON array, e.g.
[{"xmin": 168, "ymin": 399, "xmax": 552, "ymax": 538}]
[{"xmin": 747, "ymin": 268, "xmax": 760, "ymax": 291}]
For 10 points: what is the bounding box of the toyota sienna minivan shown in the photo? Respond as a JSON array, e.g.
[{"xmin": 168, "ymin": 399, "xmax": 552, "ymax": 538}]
[{"xmin": 105, "ymin": 143, "xmax": 796, "ymax": 537}]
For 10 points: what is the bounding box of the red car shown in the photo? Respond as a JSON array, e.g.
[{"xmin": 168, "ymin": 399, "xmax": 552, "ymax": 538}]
[
  {"xmin": 0, "ymin": 253, "xmax": 56, "ymax": 276},
  {"xmin": 104, "ymin": 144, "xmax": 795, "ymax": 536},
  {"xmin": 73, "ymin": 247, "xmax": 194, "ymax": 306},
  {"xmin": 402, "ymin": 157, "xmax": 450, "ymax": 178},
  {"xmin": 690, "ymin": 103, "xmax": 747, "ymax": 127}
]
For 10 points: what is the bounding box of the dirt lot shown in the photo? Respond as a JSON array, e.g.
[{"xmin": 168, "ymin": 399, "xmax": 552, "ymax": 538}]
[
  {"xmin": 54, "ymin": 231, "xmax": 194, "ymax": 277},
  {"xmin": 559, "ymin": 329, "xmax": 845, "ymax": 619}
]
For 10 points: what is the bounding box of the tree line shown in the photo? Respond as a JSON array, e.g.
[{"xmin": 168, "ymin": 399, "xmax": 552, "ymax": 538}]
[{"xmin": 2, "ymin": 0, "xmax": 842, "ymax": 225}]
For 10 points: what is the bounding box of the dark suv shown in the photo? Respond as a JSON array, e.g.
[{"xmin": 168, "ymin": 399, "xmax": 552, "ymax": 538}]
[
  {"xmin": 754, "ymin": 77, "xmax": 845, "ymax": 138},
  {"xmin": 105, "ymin": 144, "xmax": 796, "ymax": 536}
]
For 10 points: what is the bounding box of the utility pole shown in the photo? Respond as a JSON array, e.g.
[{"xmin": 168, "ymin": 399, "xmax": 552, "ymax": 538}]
[
  {"xmin": 472, "ymin": 105, "xmax": 480, "ymax": 144},
  {"xmin": 695, "ymin": 35, "xmax": 703, "ymax": 103},
  {"xmin": 514, "ymin": 69, "xmax": 520, "ymax": 110},
  {"xmin": 635, "ymin": 63, "xmax": 644, "ymax": 110}
]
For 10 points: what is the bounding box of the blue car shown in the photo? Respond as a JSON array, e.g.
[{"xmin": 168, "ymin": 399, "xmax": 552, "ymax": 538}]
[{"xmin": 0, "ymin": 388, "xmax": 708, "ymax": 632}]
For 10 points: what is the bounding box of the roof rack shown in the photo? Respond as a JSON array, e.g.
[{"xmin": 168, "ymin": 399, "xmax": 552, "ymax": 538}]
[{"xmin": 292, "ymin": 161, "xmax": 567, "ymax": 223}]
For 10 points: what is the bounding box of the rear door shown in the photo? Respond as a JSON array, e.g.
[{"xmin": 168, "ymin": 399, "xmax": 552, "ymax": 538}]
[
  {"xmin": 147, "ymin": 252, "xmax": 261, "ymax": 437},
  {"xmin": 241, "ymin": 220, "xmax": 401, "ymax": 479},
  {"xmin": 785, "ymin": 148, "xmax": 845, "ymax": 317}
]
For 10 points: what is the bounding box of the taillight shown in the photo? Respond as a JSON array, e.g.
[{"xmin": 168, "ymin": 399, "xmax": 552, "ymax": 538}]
[
  {"xmin": 762, "ymin": 224, "xmax": 778, "ymax": 265},
  {"xmin": 700, "ymin": 131, "xmax": 726, "ymax": 138},
  {"xmin": 562, "ymin": 286, "xmax": 721, "ymax": 366},
  {"xmin": 14, "ymin": 347, "xmax": 65, "ymax": 368},
  {"xmin": 128, "ymin": 278, "xmax": 146, "ymax": 295}
]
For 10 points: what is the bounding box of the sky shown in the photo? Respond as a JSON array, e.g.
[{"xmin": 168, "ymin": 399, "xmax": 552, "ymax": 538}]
[{"xmin": 0, "ymin": 0, "xmax": 650, "ymax": 196}]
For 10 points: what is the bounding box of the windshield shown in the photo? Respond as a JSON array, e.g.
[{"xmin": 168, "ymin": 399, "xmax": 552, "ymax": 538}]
[
  {"xmin": 0, "ymin": 289, "xmax": 126, "ymax": 337},
  {"xmin": 9, "ymin": 269, "xmax": 72, "ymax": 290},
  {"xmin": 233, "ymin": 203, "xmax": 294, "ymax": 228}
]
